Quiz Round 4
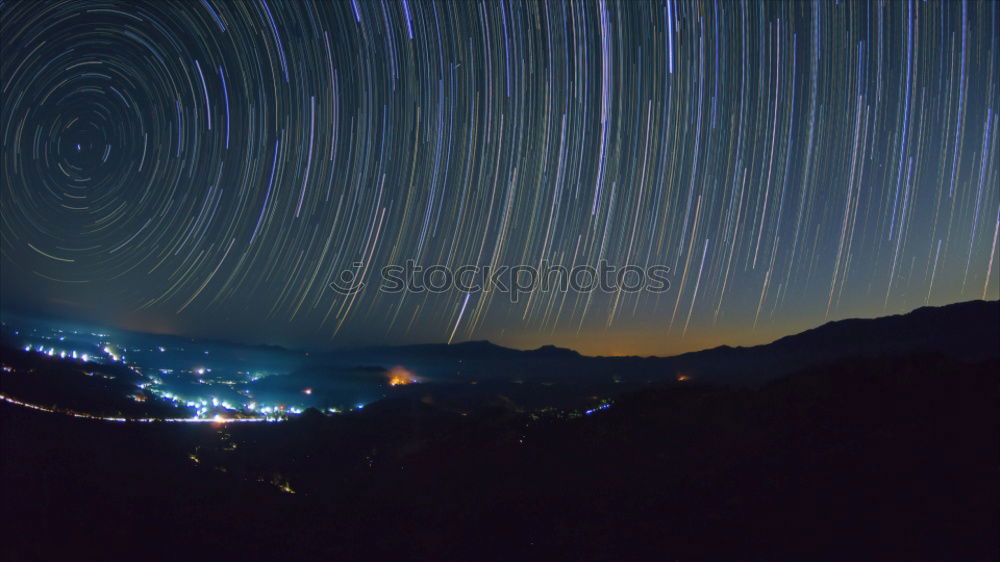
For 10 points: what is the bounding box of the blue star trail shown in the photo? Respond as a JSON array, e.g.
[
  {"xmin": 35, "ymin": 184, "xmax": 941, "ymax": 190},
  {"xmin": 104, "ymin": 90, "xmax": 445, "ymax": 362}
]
[{"xmin": 1, "ymin": 0, "xmax": 997, "ymax": 356}]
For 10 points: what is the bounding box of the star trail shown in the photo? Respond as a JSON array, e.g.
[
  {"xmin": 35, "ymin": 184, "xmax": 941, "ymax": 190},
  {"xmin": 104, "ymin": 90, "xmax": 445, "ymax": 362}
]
[{"xmin": 1, "ymin": 0, "xmax": 998, "ymax": 356}]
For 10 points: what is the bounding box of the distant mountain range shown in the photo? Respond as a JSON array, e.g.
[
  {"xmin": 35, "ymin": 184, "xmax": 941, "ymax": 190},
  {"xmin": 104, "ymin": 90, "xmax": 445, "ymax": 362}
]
[
  {"xmin": 4, "ymin": 300, "xmax": 996, "ymax": 398},
  {"xmin": 660, "ymin": 299, "xmax": 999, "ymax": 384},
  {"xmin": 322, "ymin": 300, "xmax": 999, "ymax": 387}
]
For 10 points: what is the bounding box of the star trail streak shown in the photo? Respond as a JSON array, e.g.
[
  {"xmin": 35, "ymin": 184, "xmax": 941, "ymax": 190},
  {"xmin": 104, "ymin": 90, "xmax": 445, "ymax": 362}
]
[{"xmin": 1, "ymin": 0, "xmax": 998, "ymax": 356}]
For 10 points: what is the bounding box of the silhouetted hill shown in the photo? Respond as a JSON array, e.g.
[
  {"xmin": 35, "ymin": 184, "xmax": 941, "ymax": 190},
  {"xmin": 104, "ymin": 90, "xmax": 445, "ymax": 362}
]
[
  {"xmin": 320, "ymin": 300, "xmax": 999, "ymax": 392},
  {"xmin": 665, "ymin": 299, "xmax": 1000, "ymax": 384},
  {"xmin": 524, "ymin": 344, "xmax": 581, "ymax": 359}
]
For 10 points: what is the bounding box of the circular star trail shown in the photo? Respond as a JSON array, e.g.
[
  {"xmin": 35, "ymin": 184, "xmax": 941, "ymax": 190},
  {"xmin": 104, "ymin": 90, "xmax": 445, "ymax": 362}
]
[{"xmin": 2, "ymin": 0, "xmax": 998, "ymax": 355}]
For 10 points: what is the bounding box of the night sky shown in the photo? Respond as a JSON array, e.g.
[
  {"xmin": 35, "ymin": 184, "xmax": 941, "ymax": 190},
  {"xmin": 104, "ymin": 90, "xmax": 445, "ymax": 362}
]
[{"xmin": 1, "ymin": 0, "xmax": 997, "ymax": 356}]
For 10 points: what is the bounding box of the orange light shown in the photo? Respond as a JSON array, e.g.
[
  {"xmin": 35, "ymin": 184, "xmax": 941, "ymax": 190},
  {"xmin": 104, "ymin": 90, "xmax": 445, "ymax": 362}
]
[
  {"xmin": 387, "ymin": 366, "xmax": 416, "ymax": 386},
  {"xmin": 676, "ymin": 374, "xmax": 690, "ymax": 382}
]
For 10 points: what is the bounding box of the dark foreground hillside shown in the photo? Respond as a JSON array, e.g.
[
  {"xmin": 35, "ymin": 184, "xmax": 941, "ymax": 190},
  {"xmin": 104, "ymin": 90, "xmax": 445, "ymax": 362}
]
[{"xmin": 2, "ymin": 352, "xmax": 997, "ymax": 561}]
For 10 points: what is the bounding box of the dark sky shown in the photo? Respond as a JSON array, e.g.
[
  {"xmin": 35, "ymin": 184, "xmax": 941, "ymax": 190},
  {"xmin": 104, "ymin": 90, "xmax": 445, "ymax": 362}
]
[{"xmin": 1, "ymin": 0, "xmax": 997, "ymax": 355}]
